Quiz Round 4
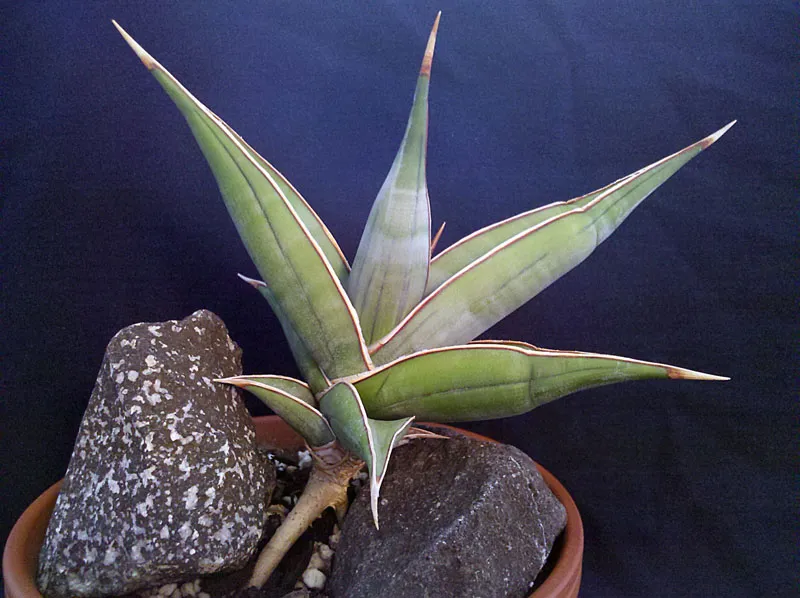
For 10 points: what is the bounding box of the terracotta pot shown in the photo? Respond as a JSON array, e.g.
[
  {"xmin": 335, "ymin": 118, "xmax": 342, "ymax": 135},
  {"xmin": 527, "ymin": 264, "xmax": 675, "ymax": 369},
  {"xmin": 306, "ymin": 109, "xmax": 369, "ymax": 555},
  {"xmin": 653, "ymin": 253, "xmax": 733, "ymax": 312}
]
[{"xmin": 3, "ymin": 415, "xmax": 583, "ymax": 598}]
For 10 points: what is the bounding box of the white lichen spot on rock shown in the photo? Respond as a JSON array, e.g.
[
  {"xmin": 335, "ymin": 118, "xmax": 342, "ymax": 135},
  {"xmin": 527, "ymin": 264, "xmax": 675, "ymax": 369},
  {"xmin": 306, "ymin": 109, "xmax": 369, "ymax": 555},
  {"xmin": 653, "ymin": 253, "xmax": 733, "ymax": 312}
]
[
  {"xmin": 159, "ymin": 525, "xmax": 170, "ymax": 539},
  {"xmin": 139, "ymin": 465, "xmax": 157, "ymax": 485},
  {"xmin": 148, "ymin": 325, "xmax": 163, "ymax": 337},
  {"xmin": 115, "ymin": 372, "xmax": 125, "ymax": 384},
  {"xmin": 106, "ymin": 475, "xmax": 120, "ymax": 494},
  {"xmin": 83, "ymin": 546, "xmax": 97, "ymax": 563},
  {"xmin": 212, "ymin": 523, "xmax": 233, "ymax": 543},
  {"xmin": 179, "ymin": 521, "xmax": 193, "ymax": 541},
  {"xmin": 127, "ymin": 370, "xmax": 140, "ymax": 382},
  {"xmin": 145, "ymin": 355, "xmax": 158, "ymax": 368},
  {"xmin": 102, "ymin": 546, "xmax": 119, "ymax": 565},
  {"xmin": 183, "ymin": 485, "xmax": 199, "ymax": 509}
]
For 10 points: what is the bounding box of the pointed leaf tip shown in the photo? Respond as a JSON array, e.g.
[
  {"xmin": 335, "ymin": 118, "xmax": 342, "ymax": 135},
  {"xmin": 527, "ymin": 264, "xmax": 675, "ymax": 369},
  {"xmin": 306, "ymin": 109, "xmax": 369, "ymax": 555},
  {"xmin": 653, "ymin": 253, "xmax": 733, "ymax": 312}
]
[
  {"xmin": 236, "ymin": 273, "xmax": 267, "ymax": 289},
  {"xmin": 430, "ymin": 221, "xmax": 446, "ymax": 256},
  {"xmin": 213, "ymin": 376, "xmax": 245, "ymax": 387},
  {"xmin": 701, "ymin": 120, "xmax": 736, "ymax": 149},
  {"xmin": 112, "ymin": 21, "xmax": 157, "ymax": 70},
  {"xmin": 667, "ymin": 367, "xmax": 730, "ymax": 381},
  {"xmin": 420, "ymin": 12, "xmax": 441, "ymax": 77}
]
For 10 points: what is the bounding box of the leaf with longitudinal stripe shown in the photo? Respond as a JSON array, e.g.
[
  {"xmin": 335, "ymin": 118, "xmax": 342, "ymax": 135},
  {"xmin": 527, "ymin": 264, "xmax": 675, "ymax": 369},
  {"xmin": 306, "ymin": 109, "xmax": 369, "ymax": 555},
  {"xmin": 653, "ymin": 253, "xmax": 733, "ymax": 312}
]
[
  {"xmin": 350, "ymin": 343, "xmax": 728, "ymax": 422},
  {"xmin": 346, "ymin": 14, "xmax": 440, "ymax": 344},
  {"xmin": 114, "ymin": 22, "xmax": 371, "ymax": 379},
  {"xmin": 216, "ymin": 375, "xmax": 335, "ymax": 447},
  {"xmin": 319, "ymin": 382, "xmax": 413, "ymax": 529},
  {"xmin": 370, "ymin": 122, "xmax": 736, "ymax": 364},
  {"xmin": 224, "ymin": 134, "xmax": 350, "ymax": 282},
  {"xmin": 425, "ymin": 174, "xmax": 633, "ymax": 294}
]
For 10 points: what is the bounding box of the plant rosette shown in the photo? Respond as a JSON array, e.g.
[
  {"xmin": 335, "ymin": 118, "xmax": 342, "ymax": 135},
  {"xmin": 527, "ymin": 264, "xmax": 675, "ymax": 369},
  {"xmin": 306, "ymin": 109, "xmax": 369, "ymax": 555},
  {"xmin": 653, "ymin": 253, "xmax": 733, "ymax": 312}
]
[{"xmin": 7, "ymin": 11, "xmax": 731, "ymax": 598}]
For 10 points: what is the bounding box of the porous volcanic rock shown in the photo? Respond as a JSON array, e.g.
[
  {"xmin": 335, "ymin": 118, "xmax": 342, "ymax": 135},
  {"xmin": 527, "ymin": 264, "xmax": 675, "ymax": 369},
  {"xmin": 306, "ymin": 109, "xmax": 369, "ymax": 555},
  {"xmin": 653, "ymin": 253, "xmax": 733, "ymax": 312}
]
[
  {"xmin": 328, "ymin": 434, "xmax": 566, "ymax": 598},
  {"xmin": 37, "ymin": 310, "xmax": 274, "ymax": 597}
]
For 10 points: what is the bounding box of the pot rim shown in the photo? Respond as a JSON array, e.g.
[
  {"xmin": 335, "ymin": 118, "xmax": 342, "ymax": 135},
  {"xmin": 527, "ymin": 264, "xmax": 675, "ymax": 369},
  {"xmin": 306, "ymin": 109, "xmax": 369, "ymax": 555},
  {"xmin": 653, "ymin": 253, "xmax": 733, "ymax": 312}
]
[{"xmin": 3, "ymin": 415, "xmax": 583, "ymax": 598}]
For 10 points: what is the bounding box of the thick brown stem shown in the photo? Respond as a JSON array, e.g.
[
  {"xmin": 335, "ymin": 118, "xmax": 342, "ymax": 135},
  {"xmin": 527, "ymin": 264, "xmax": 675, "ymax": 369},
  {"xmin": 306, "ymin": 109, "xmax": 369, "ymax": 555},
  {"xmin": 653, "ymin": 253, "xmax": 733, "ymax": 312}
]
[{"xmin": 248, "ymin": 451, "xmax": 363, "ymax": 588}]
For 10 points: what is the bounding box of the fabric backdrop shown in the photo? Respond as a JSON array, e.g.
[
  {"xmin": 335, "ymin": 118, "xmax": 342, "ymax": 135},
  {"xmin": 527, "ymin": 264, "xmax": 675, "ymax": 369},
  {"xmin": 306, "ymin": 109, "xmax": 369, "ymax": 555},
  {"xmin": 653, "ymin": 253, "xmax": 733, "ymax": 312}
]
[{"xmin": 3, "ymin": 2, "xmax": 796, "ymax": 596}]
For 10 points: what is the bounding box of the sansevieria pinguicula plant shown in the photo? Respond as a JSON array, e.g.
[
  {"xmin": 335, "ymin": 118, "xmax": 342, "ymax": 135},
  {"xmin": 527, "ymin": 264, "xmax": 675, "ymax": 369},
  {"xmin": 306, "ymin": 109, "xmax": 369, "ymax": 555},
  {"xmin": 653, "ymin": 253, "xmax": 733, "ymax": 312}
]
[{"xmin": 114, "ymin": 14, "xmax": 731, "ymax": 589}]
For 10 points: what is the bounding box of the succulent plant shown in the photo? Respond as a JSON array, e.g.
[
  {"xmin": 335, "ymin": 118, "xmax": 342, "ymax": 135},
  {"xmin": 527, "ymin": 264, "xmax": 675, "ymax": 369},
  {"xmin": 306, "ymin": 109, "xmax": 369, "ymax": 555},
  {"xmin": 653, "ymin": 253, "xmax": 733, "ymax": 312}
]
[{"xmin": 114, "ymin": 14, "xmax": 731, "ymax": 589}]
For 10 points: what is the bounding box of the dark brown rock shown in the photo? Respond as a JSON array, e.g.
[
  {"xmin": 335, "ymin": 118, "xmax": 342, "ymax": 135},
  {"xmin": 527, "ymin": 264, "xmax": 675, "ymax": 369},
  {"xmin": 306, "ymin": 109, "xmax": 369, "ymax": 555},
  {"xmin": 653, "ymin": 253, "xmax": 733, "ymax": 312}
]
[
  {"xmin": 328, "ymin": 434, "xmax": 566, "ymax": 598},
  {"xmin": 37, "ymin": 310, "xmax": 274, "ymax": 597}
]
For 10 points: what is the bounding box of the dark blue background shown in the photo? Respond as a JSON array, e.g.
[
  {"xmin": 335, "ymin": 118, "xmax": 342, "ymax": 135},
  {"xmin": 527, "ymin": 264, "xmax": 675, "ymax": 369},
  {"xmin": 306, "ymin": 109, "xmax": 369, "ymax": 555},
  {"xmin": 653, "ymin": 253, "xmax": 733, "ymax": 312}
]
[{"xmin": 3, "ymin": 2, "xmax": 796, "ymax": 596}]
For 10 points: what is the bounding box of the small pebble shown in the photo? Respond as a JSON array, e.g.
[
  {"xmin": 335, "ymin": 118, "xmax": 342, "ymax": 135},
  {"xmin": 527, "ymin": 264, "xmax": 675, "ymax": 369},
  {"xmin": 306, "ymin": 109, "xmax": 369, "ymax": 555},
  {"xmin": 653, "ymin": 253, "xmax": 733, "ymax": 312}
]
[
  {"xmin": 159, "ymin": 584, "xmax": 178, "ymax": 596},
  {"xmin": 318, "ymin": 543, "xmax": 334, "ymax": 561},
  {"xmin": 329, "ymin": 525, "xmax": 341, "ymax": 548},
  {"xmin": 308, "ymin": 552, "xmax": 326, "ymax": 571},
  {"xmin": 180, "ymin": 581, "xmax": 196, "ymax": 596},
  {"xmin": 198, "ymin": 593, "xmax": 210, "ymax": 598},
  {"xmin": 302, "ymin": 568, "xmax": 327, "ymax": 590},
  {"xmin": 297, "ymin": 450, "xmax": 312, "ymax": 469}
]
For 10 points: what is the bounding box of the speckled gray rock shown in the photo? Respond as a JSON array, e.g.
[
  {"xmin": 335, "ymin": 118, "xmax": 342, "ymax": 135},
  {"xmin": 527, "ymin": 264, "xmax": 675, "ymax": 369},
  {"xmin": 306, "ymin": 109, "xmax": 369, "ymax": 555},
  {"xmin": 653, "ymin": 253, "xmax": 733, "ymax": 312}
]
[
  {"xmin": 328, "ymin": 435, "xmax": 566, "ymax": 598},
  {"xmin": 37, "ymin": 310, "xmax": 275, "ymax": 597}
]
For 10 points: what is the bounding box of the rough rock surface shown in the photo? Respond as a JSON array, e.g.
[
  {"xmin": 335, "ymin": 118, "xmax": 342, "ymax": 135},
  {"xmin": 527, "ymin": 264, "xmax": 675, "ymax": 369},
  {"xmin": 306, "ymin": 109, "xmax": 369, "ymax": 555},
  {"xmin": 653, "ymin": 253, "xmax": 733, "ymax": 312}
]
[
  {"xmin": 328, "ymin": 434, "xmax": 566, "ymax": 598},
  {"xmin": 37, "ymin": 310, "xmax": 274, "ymax": 597}
]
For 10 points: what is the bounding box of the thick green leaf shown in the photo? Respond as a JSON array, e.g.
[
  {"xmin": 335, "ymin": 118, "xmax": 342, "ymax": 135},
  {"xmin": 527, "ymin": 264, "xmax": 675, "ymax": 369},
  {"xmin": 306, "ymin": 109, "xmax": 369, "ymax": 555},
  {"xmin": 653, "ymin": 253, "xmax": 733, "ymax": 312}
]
[
  {"xmin": 425, "ymin": 174, "xmax": 632, "ymax": 294},
  {"xmin": 346, "ymin": 14, "xmax": 440, "ymax": 344},
  {"xmin": 371, "ymin": 123, "xmax": 736, "ymax": 363},
  {"xmin": 115, "ymin": 22, "xmax": 372, "ymax": 379},
  {"xmin": 239, "ymin": 274, "xmax": 329, "ymax": 393},
  {"xmin": 216, "ymin": 375, "xmax": 335, "ymax": 447},
  {"xmin": 319, "ymin": 382, "xmax": 413, "ymax": 528},
  {"xmin": 351, "ymin": 344, "xmax": 728, "ymax": 422},
  {"xmin": 221, "ymin": 374, "xmax": 316, "ymax": 404},
  {"xmin": 227, "ymin": 135, "xmax": 350, "ymax": 282}
]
